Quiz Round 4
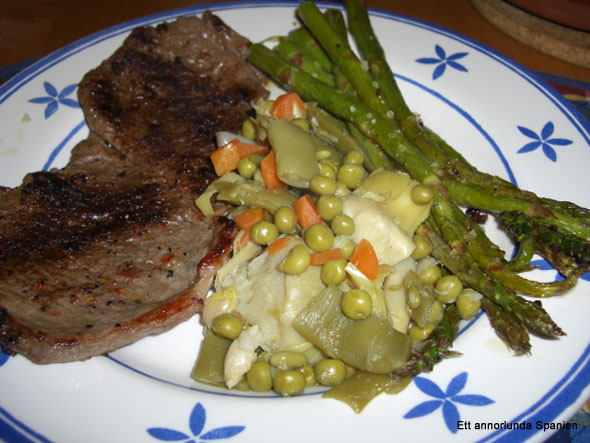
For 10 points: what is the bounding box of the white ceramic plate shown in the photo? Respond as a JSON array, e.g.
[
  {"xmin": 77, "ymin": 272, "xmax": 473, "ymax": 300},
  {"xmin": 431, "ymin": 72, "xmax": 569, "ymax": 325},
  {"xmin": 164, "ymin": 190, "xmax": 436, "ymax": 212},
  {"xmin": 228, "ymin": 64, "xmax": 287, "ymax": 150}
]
[{"xmin": 1, "ymin": 2, "xmax": 589, "ymax": 442}]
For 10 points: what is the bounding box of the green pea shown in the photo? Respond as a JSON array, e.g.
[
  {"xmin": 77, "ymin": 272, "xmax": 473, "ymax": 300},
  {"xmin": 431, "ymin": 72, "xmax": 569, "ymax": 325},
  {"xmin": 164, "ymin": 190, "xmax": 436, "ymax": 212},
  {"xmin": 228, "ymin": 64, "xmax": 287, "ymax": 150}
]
[
  {"xmin": 212, "ymin": 313, "xmax": 243, "ymax": 340},
  {"xmin": 250, "ymin": 220, "xmax": 279, "ymax": 245},
  {"xmin": 270, "ymin": 351, "xmax": 307, "ymax": 369},
  {"xmin": 340, "ymin": 239, "xmax": 356, "ymax": 259},
  {"xmin": 428, "ymin": 300, "xmax": 445, "ymax": 324},
  {"xmin": 310, "ymin": 174, "xmax": 337, "ymax": 195},
  {"xmin": 321, "ymin": 259, "xmax": 347, "ymax": 285},
  {"xmin": 411, "ymin": 233, "xmax": 433, "ymax": 260},
  {"xmin": 300, "ymin": 364, "xmax": 317, "ymax": 386},
  {"xmin": 408, "ymin": 323, "xmax": 435, "ymax": 341},
  {"xmin": 406, "ymin": 286, "xmax": 422, "ymax": 309},
  {"xmin": 273, "ymin": 369, "xmax": 306, "ymax": 396},
  {"xmin": 456, "ymin": 289, "xmax": 482, "ymax": 320},
  {"xmin": 334, "ymin": 180, "xmax": 351, "ymax": 198},
  {"xmin": 274, "ymin": 206, "xmax": 297, "ymax": 234},
  {"xmin": 341, "ymin": 289, "xmax": 372, "ymax": 320},
  {"xmin": 280, "ymin": 244, "xmax": 310, "ymax": 275},
  {"xmin": 418, "ymin": 263, "xmax": 441, "ymax": 286},
  {"xmin": 237, "ymin": 158, "xmax": 256, "ymax": 179},
  {"xmin": 343, "ymin": 150, "xmax": 364, "ymax": 165},
  {"xmin": 410, "ymin": 184, "xmax": 434, "ymax": 205},
  {"xmin": 304, "ymin": 223, "xmax": 334, "ymax": 252},
  {"xmin": 241, "ymin": 119, "xmax": 257, "ymax": 140},
  {"xmin": 337, "ymin": 163, "xmax": 364, "ymax": 189},
  {"xmin": 315, "ymin": 149, "xmax": 332, "ymax": 161},
  {"xmin": 246, "ymin": 361, "xmax": 272, "ymax": 392},
  {"xmin": 435, "ymin": 275, "xmax": 463, "ymax": 304},
  {"xmin": 331, "ymin": 214, "xmax": 355, "ymax": 236},
  {"xmin": 314, "ymin": 359, "xmax": 346, "ymax": 386},
  {"xmin": 317, "ymin": 195, "xmax": 342, "ymax": 221},
  {"xmin": 318, "ymin": 161, "xmax": 337, "ymax": 179}
]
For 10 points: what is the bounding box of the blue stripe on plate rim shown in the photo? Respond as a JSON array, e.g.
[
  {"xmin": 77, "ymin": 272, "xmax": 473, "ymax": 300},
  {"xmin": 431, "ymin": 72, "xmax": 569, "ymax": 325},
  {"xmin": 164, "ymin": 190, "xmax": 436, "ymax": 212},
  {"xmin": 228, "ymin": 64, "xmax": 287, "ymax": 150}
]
[{"xmin": 1, "ymin": 1, "xmax": 589, "ymax": 442}]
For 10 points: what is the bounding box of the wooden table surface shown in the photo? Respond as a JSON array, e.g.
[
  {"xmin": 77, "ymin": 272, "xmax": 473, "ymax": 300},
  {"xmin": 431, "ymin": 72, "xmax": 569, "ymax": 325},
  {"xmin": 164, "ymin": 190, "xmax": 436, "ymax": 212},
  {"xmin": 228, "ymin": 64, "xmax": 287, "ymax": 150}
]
[{"xmin": 1, "ymin": 0, "xmax": 589, "ymax": 83}]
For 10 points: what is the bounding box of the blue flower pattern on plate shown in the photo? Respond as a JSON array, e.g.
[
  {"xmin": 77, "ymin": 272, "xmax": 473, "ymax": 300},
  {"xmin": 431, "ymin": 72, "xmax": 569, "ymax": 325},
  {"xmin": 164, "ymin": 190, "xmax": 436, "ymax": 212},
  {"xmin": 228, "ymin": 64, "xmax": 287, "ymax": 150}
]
[
  {"xmin": 404, "ymin": 372, "xmax": 493, "ymax": 433},
  {"xmin": 517, "ymin": 122, "xmax": 572, "ymax": 162},
  {"xmin": 0, "ymin": 349, "xmax": 9, "ymax": 367},
  {"xmin": 28, "ymin": 81, "xmax": 80, "ymax": 119},
  {"xmin": 147, "ymin": 402, "xmax": 244, "ymax": 442},
  {"xmin": 416, "ymin": 45, "xmax": 468, "ymax": 80},
  {"xmin": 530, "ymin": 258, "xmax": 590, "ymax": 283}
]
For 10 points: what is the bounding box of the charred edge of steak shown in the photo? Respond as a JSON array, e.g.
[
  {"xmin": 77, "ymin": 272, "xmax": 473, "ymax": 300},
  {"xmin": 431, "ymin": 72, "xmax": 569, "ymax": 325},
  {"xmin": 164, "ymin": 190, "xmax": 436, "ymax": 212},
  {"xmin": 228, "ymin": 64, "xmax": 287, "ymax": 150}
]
[
  {"xmin": 198, "ymin": 216, "xmax": 236, "ymax": 274},
  {"xmin": 0, "ymin": 171, "xmax": 169, "ymax": 264}
]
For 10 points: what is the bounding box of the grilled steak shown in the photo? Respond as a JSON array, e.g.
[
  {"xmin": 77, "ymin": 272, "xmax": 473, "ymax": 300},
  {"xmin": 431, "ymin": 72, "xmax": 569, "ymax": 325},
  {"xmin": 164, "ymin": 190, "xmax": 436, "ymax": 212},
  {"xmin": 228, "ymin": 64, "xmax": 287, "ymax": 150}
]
[{"xmin": 0, "ymin": 12, "xmax": 267, "ymax": 363}]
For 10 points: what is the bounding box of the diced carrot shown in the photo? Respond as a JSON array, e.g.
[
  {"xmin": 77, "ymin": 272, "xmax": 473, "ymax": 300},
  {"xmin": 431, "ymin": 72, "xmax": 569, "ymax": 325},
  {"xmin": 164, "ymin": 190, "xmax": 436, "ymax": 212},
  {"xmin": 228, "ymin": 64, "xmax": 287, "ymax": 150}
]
[
  {"xmin": 349, "ymin": 239, "xmax": 379, "ymax": 281},
  {"xmin": 310, "ymin": 248, "xmax": 343, "ymax": 266},
  {"xmin": 270, "ymin": 92, "xmax": 306, "ymax": 120},
  {"xmin": 235, "ymin": 141, "xmax": 269, "ymax": 158},
  {"xmin": 260, "ymin": 150, "xmax": 285, "ymax": 190},
  {"xmin": 268, "ymin": 236, "xmax": 295, "ymax": 255},
  {"xmin": 293, "ymin": 194, "xmax": 322, "ymax": 230},
  {"xmin": 210, "ymin": 139, "xmax": 268, "ymax": 177},
  {"xmin": 210, "ymin": 142, "xmax": 240, "ymax": 176},
  {"xmin": 234, "ymin": 207, "xmax": 265, "ymax": 232}
]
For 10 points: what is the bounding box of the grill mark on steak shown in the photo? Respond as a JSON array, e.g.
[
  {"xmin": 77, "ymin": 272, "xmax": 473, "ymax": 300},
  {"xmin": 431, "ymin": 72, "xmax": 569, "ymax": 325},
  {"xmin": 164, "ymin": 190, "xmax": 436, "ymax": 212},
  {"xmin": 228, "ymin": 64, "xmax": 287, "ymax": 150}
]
[{"xmin": 0, "ymin": 12, "xmax": 267, "ymax": 363}]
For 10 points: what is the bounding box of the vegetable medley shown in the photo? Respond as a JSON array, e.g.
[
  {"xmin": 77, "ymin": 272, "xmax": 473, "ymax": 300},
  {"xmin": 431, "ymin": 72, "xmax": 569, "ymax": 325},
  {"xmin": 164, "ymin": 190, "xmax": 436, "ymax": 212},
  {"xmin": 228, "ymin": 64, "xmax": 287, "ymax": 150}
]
[{"xmin": 191, "ymin": 92, "xmax": 481, "ymax": 411}]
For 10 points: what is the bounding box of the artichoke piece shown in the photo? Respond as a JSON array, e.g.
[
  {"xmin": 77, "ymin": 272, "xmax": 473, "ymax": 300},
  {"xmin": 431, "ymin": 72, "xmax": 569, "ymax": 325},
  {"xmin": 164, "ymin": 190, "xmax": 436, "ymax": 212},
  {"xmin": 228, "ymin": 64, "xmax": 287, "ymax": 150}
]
[
  {"xmin": 359, "ymin": 169, "xmax": 432, "ymax": 235},
  {"xmin": 267, "ymin": 118, "xmax": 319, "ymax": 188},
  {"xmin": 293, "ymin": 286, "xmax": 411, "ymax": 374}
]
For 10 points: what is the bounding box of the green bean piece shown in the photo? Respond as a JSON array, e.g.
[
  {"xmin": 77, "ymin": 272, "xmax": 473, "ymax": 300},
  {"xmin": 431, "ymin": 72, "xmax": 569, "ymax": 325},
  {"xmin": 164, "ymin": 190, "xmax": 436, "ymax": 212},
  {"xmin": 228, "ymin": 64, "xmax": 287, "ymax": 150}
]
[
  {"xmin": 247, "ymin": 361, "xmax": 273, "ymax": 392},
  {"xmin": 435, "ymin": 275, "xmax": 463, "ymax": 304},
  {"xmin": 293, "ymin": 286, "xmax": 411, "ymax": 373},
  {"xmin": 280, "ymin": 244, "xmax": 311, "ymax": 275},
  {"xmin": 214, "ymin": 181, "xmax": 297, "ymax": 213},
  {"xmin": 270, "ymin": 351, "xmax": 307, "ymax": 369},
  {"xmin": 191, "ymin": 330, "xmax": 247, "ymax": 391},
  {"xmin": 304, "ymin": 223, "xmax": 334, "ymax": 251},
  {"xmin": 212, "ymin": 313, "xmax": 244, "ymax": 340},
  {"xmin": 321, "ymin": 259, "xmax": 348, "ymax": 285},
  {"xmin": 314, "ymin": 359, "xmax": 346, "ymax": 386},
  {"xmin": 310, "ymin": 174, "xmax": 338, "ymax": 195},
  {"xmin": 267, "ymin": 118, "xmax": 319, "ymax": 188},
  {"xmin": 341, "ymin": 288, "xmax": 372, "ymax": 320},
  {"xmin": 317, "ymin": 195, "xmax": 343, "ymax": 221},
  {"xmin": 273, "ymin": 369, "xmax": 306, "ymax": 396},
  {"xmin": 274, "ymin": 206, "xmax": 297, "ymax": 234},
  {"xmin": 337, "ymin": 163, "xmax": 364, "ymax": 189},
  {"xmin": 323, "ymin": 370, "xmax": 412, "ymax": 414},
  {"xmin": 331, "ymin": 214, "xmax": 355, "ymax": 236},
  {"xmin": 250, "ymin": 221, "xmax": 279, "ymax": 245}
]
